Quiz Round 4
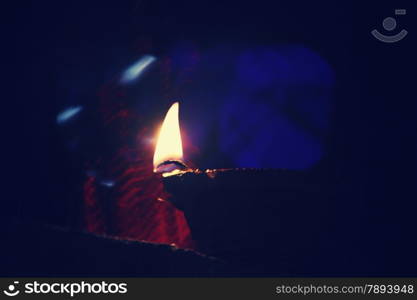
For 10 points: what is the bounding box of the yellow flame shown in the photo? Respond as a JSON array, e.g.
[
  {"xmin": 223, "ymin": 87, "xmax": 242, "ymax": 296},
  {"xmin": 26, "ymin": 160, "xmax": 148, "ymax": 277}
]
[{"xmin": 153, "ymin": 102, "xmax": 183, "ymax": 170}]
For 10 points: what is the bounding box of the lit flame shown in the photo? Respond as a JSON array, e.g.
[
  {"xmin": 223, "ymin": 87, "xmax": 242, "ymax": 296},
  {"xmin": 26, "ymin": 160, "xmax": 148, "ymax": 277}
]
[{"xmin": 153, "ymin": 102, "xmax": 183, "ymax": 171}]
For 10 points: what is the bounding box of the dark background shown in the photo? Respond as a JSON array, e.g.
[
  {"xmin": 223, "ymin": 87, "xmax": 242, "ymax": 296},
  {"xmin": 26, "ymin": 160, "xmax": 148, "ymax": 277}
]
[{"xmin": 3, "ymin": 0, "xmax": 416, "ymax": 275}]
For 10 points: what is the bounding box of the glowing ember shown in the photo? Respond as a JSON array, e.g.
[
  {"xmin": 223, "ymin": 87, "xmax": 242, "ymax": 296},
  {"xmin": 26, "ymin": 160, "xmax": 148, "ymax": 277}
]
[{"xmin": 153, "ymin": 102, "xmax": 184, "ymax": 172}]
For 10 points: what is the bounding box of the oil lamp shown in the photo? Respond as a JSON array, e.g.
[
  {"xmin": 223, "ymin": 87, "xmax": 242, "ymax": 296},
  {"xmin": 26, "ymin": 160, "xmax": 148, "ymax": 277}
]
[{"xmin": 153, "ymin": 102, "xmax": 331, "ymax": 275}]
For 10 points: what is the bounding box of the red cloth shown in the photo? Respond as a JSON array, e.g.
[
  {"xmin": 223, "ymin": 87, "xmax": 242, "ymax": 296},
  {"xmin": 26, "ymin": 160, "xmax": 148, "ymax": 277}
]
[{"xmin": 83, "ymin": 82, "xmax": 194, "ymax": 249}]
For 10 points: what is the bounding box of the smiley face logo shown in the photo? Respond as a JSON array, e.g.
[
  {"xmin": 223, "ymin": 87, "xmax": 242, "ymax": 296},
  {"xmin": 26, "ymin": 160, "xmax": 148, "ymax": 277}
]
[
  {"xmin": 371, "ymin": 9, "xmax": 408, "ymax": 43},
  {"xmin": 3, "ymin": 281, "xmax": 20, "ymax": 297}
]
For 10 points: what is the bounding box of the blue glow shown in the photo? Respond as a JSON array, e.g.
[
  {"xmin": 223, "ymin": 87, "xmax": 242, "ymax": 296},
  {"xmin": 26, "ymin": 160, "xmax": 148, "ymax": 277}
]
[
  {"xmin": 168, "ymin": 44, "xmax": 334, "ymax": 170},
  {"xmin": 120, "ymin": 55, "xmax": 156, "ymax": 84},
  {"xmin": 56, "ymin": 106, "xmax": 83, "ymax": 124},
  {"xmin": 218, "ymin": 46, "xmax": 334, "ymax": 169}
]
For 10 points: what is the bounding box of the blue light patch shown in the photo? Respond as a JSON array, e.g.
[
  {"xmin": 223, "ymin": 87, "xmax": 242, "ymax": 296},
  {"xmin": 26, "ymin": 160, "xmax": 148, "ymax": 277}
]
[
  {"xmin": 120, "ymin": 55, "xmax": 156, "ymax": 84},
  {"xmin": 100, "ymin": 180, "xmax": 115, "ymax": 188},
  {"xmin": 56, "ymin": 106, "xmax": 83, "ymax": 125}
]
